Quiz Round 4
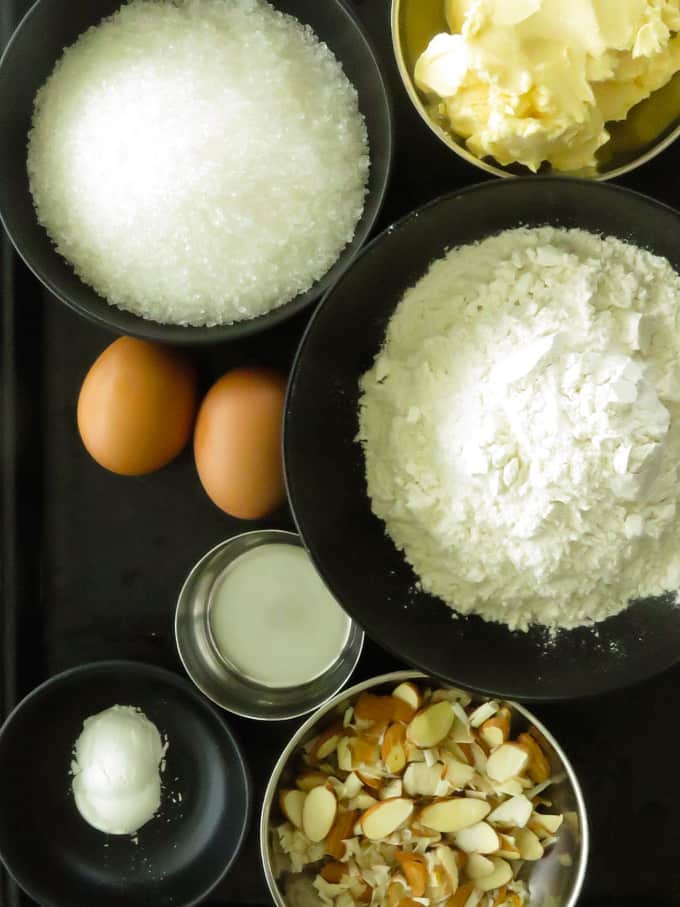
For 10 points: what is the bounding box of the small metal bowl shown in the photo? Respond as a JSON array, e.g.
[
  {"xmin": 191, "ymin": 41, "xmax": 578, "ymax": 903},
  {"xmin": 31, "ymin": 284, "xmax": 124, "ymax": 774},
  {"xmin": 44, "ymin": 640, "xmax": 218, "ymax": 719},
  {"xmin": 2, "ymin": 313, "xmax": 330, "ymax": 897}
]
[
  {"xmin": 175, "ymin": 530, "xmax": 364, "ymax": 721},
  {"xmin": 391, "ymin": 0, "xmax": 680, "ymax": 180},
  {"xmin": 260, "ymin": 670, "xmax": 589, "ymax": 907}
]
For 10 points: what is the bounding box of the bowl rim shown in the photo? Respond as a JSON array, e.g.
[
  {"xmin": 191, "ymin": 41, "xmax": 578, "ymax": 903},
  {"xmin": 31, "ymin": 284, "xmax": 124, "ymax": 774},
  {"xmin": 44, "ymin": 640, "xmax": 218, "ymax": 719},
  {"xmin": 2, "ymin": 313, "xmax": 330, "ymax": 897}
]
[
  {"xmin": 0, "ymin": 658, "xmax": 252, "ymax": 907},
  {"xmin": 0, "ymin": 0, "xmax": 395, "ymax": 346},
  {"xmin": 389, "ymin": 0, "xmax": 680, "ymax": 182},
  {"xmin": 259, "ymin": 669, "xmax": 590, "ymax": 907},
  {"xmin": 175, "ymin": 530, "xmax": 365, "ymax": 722}
]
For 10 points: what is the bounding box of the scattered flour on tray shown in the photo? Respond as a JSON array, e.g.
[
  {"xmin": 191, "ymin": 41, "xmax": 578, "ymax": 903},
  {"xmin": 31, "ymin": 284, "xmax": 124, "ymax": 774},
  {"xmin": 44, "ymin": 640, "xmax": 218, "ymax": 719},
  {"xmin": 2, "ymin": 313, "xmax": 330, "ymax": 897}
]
[{"xmin": 358, "ymin": 226, "xmax": 680, "ymax": 631}]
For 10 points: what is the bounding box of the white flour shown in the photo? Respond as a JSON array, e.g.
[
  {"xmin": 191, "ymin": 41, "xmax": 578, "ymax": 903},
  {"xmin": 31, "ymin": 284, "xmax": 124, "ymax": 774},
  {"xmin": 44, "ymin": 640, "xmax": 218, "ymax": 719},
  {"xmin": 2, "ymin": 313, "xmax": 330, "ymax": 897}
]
[{"xmin": 358, "ymin": 227, "xmax": 680, "ymax": 631}]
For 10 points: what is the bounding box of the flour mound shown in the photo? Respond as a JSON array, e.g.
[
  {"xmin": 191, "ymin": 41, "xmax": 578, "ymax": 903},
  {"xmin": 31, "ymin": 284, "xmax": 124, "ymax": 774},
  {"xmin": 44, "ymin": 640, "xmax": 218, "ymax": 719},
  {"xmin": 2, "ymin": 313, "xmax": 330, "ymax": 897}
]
[{"xmin": 358, "ymin": 227, "xmax": 680, "ymax": 631}]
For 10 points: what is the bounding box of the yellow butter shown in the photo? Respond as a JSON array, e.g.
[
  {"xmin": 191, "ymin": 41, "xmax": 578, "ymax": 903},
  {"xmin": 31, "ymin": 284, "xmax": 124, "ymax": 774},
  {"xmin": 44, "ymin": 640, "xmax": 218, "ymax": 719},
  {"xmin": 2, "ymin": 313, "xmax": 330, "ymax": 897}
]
[{"xmin": 416, "ymin": 0, "xmax": 680, "ymax": 171}]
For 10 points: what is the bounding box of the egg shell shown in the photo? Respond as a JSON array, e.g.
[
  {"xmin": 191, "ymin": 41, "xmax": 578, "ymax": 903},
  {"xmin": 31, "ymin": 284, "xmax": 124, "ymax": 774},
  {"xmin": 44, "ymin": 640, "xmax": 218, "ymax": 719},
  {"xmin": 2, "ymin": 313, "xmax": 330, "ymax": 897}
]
[
  {"xmin": 194, "ymin": 367, "xmax": 287, "ymax": 520},
  {"xmin": 77, "ymin": 336, "xmax": 197, "ymax": 476}
]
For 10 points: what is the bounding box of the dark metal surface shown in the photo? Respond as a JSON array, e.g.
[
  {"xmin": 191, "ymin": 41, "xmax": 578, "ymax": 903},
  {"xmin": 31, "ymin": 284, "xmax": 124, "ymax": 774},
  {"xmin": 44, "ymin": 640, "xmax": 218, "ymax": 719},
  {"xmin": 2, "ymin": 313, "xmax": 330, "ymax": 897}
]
[{"xmin": 2, "ymin": 0, "xmax": 680, "ymax": 905}]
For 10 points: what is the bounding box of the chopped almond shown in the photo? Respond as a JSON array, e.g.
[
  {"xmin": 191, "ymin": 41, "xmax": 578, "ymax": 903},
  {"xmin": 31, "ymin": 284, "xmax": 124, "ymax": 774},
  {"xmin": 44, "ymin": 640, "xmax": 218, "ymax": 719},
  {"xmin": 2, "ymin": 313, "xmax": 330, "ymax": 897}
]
[
  {"xmin": 446, "ymin": 881, "xmax": 476, "ymax": 907},
  {"xmin": 320, "ymin": 862, "xmax": 348, "ymax": 883},
  {"xmin": 479, "ymin": 707, "xmax": 511, "ymax": 750},
  {"xmin": 279, "ymin": 789, "xmax": 305, "ymax": 829},
  {"xmin": 355, "ymin": 692, "xmax": 399, "ymax": 724},
  {"xmin": 516, "ymin": 732, "xmax": 551, "ymax": 784},
  {"xmin": 326, "ymin": 809, "xmax": 359, "ymax": 859},
  {"xmin": 392, "ymin": 682, "xmax": 423, "ymax": 712},
  {"xmin": 395, "ymin": 851, "xmax": 428, "ymax": 897},
  {"xmin": 382, "ymin": 724, "xmax": 408, "ymax": 774},
  {"xmin": 310, "ymin": 723, "xmax": 344, "ymax": 762},
  {"xmin": 296, "ymin": 771, "xmax": 328, "ymax": 792},
  {"xmin": 352, "ymin": 736, "xmax": 380, "ymax": 767}
]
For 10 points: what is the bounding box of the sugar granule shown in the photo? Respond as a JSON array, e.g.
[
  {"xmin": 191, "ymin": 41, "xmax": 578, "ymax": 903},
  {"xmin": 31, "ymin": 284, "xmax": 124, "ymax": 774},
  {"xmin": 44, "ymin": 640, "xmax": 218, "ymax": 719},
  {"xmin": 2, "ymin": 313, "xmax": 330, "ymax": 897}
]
[{"xmin": 27, "ymin": 0, "xmax": 369, "ymax": 326}]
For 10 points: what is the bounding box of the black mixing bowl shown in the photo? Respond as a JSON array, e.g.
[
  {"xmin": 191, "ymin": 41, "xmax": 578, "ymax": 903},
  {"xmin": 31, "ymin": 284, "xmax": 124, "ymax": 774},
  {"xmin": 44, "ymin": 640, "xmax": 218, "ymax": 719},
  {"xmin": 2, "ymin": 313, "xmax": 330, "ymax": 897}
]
[
  {"xmin": 0, "ymin": 0, "xmax": 393, "ymax": 344},
  {"xmin": 0, "ymin": 661, "xmax": 251, "ymax": 907},
  {"xmin": 285, "ymin": 177, "xmax": 680, "ymax": 701}
]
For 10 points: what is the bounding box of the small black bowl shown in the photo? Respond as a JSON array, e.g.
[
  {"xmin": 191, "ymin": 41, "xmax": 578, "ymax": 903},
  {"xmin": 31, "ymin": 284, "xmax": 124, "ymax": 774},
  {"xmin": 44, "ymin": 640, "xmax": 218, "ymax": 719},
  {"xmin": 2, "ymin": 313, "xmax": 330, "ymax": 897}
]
[
  {"xmin": 0, "ymin": 661, "xmax": 251, "ymax": 907},
  {"xmin": 0, "ymin": 0, "xmax": 393, "ymax": 345},
  {"xmin": 285, "ymin": 177, "xmax": 680, "ymax": 701}
]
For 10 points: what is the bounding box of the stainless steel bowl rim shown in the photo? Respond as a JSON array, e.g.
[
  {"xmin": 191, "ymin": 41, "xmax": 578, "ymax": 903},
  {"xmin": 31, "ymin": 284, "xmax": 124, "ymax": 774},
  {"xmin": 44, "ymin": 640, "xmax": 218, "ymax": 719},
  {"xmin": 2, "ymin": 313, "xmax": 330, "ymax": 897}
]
[
  {"xmin": 175, "ymin": 530, "xmax": 364, "ymax": 722},
  {"xmin": 260, "ymin": 669, "xmax": 589, "ymax": 907},
  {"xmin": 390, "ymin": 0, "xmax": 680, "ymax": 182}
]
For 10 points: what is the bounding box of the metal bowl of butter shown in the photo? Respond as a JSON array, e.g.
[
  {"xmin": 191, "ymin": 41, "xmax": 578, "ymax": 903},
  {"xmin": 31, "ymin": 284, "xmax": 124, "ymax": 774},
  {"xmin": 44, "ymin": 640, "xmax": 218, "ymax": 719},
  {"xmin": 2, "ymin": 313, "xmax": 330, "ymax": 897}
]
[{"xmin": 392, "ymin": 0, "xmax": 680, "ymax": 180}]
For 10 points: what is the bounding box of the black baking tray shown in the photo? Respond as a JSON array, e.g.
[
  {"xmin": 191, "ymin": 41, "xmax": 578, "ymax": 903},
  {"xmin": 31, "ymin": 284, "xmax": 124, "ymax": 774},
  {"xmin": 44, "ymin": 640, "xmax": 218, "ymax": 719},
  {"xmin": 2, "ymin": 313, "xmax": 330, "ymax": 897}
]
[{"xmin": 2, "ymin": 1, "xmax": 680, "ymax": 905}]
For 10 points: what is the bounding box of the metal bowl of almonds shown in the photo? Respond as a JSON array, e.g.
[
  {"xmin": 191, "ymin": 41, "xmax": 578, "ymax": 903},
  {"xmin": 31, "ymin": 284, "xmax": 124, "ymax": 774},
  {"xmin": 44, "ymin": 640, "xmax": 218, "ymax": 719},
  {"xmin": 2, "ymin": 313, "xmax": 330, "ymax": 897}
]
[{"xmin": 260, "ymin": 671, "xmax": 588, "ymax": 907}]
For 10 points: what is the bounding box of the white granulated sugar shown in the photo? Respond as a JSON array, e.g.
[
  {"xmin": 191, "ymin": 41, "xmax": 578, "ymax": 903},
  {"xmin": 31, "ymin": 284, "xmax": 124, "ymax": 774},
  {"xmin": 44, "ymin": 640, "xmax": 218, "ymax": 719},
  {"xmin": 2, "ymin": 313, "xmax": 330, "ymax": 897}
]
[
  {"xmin": 358, "ymin": 226, "xmax": 680, "ymax": 631},
  {"xmin": 27, "ymin": 0, "xmax": 369, "ymax": 326}
]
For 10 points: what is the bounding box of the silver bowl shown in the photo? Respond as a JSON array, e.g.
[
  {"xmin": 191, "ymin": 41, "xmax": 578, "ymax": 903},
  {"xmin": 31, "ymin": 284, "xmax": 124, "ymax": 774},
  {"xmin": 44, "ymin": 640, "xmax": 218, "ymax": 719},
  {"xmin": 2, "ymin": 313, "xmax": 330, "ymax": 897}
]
[
  {"xmin": 391, "ymin": 0, "xmax": 680, "ymax": 180},
  {"xmin": 175, "ymin": 530, "xmax": 364, "ymax": 721},
  {"xmin": 260, "ymin": 670, "xmax": 588, "ymax": 907}
]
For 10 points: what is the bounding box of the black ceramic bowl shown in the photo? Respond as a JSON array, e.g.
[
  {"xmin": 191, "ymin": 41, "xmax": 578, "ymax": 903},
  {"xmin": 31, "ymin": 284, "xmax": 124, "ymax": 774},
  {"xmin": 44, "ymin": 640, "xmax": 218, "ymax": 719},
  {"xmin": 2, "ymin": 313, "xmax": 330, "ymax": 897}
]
[
  {"xmin": 0, "ymin": 0, "xmax": 393, "ymax": 345},
  {"xmin": 285, "ymin": 177, "xmax": 680, "ymax": 701},
  {"xmin": 0, "ymin": 661, "xmax": 251, "ymax": 907}
]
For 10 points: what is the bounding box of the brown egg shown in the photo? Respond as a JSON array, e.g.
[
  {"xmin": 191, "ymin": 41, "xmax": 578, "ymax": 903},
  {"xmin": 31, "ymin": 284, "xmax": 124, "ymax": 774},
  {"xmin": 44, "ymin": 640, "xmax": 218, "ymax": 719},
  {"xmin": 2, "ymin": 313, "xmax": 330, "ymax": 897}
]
[
  {"xmin": 194, "ymin": 367, "xmax": 287, "ymax": 519},
  {"xmin": 77, "ymin": 336, "xmax": 197, "ymax": 476}
]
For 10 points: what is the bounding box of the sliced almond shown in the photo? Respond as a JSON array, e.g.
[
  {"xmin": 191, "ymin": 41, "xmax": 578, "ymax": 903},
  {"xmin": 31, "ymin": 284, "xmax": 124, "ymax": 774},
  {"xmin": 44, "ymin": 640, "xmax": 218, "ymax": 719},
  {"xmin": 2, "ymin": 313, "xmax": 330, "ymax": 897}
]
[
  {"xmin": 311, "ymin": 723, "xmax": 344, "ymax": 762},
  {"xmin": 352, "ymin": 736, "xmax": 380, "ymax": 768},
  {"xmin": 363, "ymin": 719, "xmax": 390, "ymax": 743},
  {"xmin": 296, "ymin": 771, "xmax": 328, "ymax": 792},
  {"xmin": 516, "ymin": 732, "xmax": 551, "ymax": 784},
  {"xmin": 355, "ymin": 693, "xmax": 399, "ymax": 724},
  {"xmin": 380, "ymin": 778, "xmax": 404, "ymax": 800},
  {"xmin": 479, "ymin": 707, "xmax": 511, "ymax": 750},
  {"xmin": 302, "ymin": 786, "xmax": 337, "ymax": 843},
  {"xmin": 427, "ymin": 858, "xmax": 454, "ymax": 901},
  {"xmin": 395, "ymin": 851, "xmax": 428, "ymax": 897},
  {"xmin": 454, "ymin": 821, "xmax": 500, "ymax": 854},
  {"xmin": 446, "ymin": 881, "xmax": 476, "ymax": 907},
  {"xmin": 436, "ymin": 844, "xmax": 460, "ymax": 892},
  {"xmin": 388, "ymin": 881, "xmax": 408, "ymax": 907},
  {"xmin": 341, "ymin": 772, "xmax": 363, "ymax": 801},
  {"xmin": 475, "ymin": 857, "xmax": 513, "ymax": 892},
  {"xmin": 353, "ymin": 880, "xmax": 373, "ymax": 904},
  {"xmin": 393, "ymin": 682, "xmax": 423, "ymax": 713},
  {"xmin": 466, "ymin": 853, "xmax": 495, "ymax": 879},
  {"xmin": 492, "ymin": 777, "xmax": 524, "ymax": 798},
  {"xmin": 530, "ymin": 812, "xmax": 563, "ymax": 835},
  {"xmin": 361, "ymin": 797, "xmax": 414, "ymax": 840},
  {"xmin": 404, "ymin": 762, "xmax": 447, "ymax": 798},
  {"xmin": 320, "ymin": 861, "xmax": 348, "ymax": 883},
  {"xmin": 357, "ymin": 772, "xmax": 383, "ymax": 791},
  {"xmin": 337, "ymin": 737, "xmax": 354, "ymax": 773},
  {"xmin": 279, "ymin": 789, "xmax": 305, "ymax": 830},
  {"xmin": 348, "ymin": 792, "xmax": 378, "ymax": 811},
  {"xmin": 406, "ymin": 742, "xmax": 427, "ymax": 763},
  {"xmin": 487, "ymin": 794, "xmax": 532, "ymax": 828},
  {"xmin": 486, "ymin": 744, "xmax": 529, "ymax": 782},
  {"xmin": 420, "ymin": 797, "xmax": 490, "ymax": 833},
  {"xmin": 515, "ymin": 826, "xmax": 545, "ymax": 861},
  {"xmin": 496, "ymin": 833, "xmax": 521, "ymax": 860},
  {"xmin": 441, "ymin": 755, "xmax": 476, "ymax": 789},
  {"xmin": 468, "ymin": 701, "xmax": 499, "ymax": 728},
  {"xmin": 382, "ymin": 724, "xmax": 408, "ymax": 774},
  {"xmin": 407, "ymin": 701, "xmax": 456, "ymax": 748},
  {"xmin": 325, "ymin": 808, "xmax": 358, "ymax": 858}
]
